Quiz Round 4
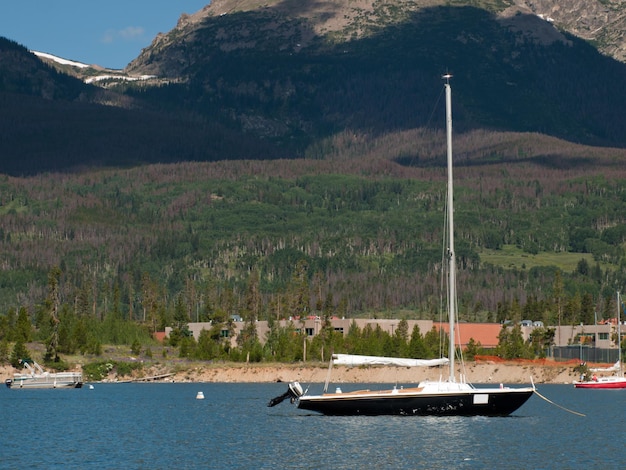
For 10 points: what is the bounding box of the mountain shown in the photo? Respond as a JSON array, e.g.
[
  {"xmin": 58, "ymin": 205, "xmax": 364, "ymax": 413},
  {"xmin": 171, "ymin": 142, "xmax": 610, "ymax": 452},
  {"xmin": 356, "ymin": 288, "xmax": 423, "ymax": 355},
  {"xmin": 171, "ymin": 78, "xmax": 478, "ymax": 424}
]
[
  {"xmin": 123, "ymin": 0, "xmax": 626, "ymax": 146},
  {"xmin": 0, "ymin": 38, "xmax": 98, "ymax": 102},
  {"xmin": 31, "ymin": 51, "xmax": 158, "ymax": 86},
  {"xmin": 1, "ymin": 1, "xmax": 625, "ymax": 321},
  {"xmin": 128, "ymin": 0, "xmax": 626, "ymax": 72},
  {"xmin": 2, "ymin": 0, "xmax": 626, "ymax": 176},
  {"xmin": 513, "ymin": 0, "xmax": 626, "ymax": 63},
  {"xmin": 0, "ymin": 38, "xmax": 276, "ymax": 176}
]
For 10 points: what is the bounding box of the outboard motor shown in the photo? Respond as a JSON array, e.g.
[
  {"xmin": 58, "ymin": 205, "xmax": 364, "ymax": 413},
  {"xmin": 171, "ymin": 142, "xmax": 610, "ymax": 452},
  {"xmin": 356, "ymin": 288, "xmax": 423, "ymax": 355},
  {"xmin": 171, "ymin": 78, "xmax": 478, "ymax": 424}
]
[{"xmin": 267, "ymin": 381, "xmax": 303, "ymax": 407}]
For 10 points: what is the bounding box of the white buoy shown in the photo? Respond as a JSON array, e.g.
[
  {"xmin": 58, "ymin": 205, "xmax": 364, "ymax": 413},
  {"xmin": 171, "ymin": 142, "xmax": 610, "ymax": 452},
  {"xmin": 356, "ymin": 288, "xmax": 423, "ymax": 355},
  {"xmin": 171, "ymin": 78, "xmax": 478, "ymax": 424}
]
[
  {"xmin": 196, "ymin": 391, "xmax": 205, "ymax": 400},
  {"xmin": 88, "ymin": 384, "xmax": 94, "ymax": 390}
]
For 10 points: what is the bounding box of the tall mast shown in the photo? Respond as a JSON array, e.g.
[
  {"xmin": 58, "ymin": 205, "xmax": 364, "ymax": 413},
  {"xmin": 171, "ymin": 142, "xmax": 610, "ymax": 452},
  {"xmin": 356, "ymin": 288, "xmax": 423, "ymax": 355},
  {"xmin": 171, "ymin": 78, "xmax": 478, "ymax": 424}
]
[
  {"xmin": 618, "ymin": 291, "xmax": 622, "ymax": 377},
  {"xmin": 444, "ymin": 74, "xmax": 456, "ymax": 382}
]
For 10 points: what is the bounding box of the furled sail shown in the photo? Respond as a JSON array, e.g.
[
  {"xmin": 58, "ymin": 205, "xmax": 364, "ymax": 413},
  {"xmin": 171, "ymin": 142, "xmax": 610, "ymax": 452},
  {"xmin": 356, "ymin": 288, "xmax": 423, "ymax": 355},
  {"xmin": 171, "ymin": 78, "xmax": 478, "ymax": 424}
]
[
  {"xmin": 589, "ymin": 361, "xmax": 621, "ymax": 373},
  {"xmin": 332, "ymin": 354, "xmax": 449, "ymax": 368}
]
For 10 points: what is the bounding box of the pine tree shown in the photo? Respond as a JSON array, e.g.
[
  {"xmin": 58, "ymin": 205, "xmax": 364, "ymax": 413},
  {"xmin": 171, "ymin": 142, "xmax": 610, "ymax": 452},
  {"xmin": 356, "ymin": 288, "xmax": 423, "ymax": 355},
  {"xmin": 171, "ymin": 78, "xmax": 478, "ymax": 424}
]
[
  {"xmin": 10, "ymin": 339, "xmax": 31, "ymax": 368},
  {"xmin": 15, "ymin": 306, "xmax": 32, "ymax": 343},
  {"xmin": 44, "ymin": 267, "xmax": 62, "ymax": 363},
  {"xmin": 407, "ymin": 325, "xmax": 428, "ymax": 358}
]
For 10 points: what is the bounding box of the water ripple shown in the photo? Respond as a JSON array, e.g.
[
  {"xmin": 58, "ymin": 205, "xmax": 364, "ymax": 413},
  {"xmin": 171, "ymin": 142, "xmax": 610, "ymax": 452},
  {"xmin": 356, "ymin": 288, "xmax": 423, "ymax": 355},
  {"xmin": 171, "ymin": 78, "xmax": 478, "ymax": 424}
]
[{"xmin": 0, "ymin": 383, "xmax": 621, "ymax": 469}]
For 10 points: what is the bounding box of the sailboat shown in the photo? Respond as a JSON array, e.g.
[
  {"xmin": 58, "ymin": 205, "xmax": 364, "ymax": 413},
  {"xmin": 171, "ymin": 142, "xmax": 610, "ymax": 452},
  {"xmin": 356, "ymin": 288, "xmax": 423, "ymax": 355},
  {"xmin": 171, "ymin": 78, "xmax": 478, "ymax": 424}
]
[
  {"xmin": 267, "ymin": 76, "xmax": 535, "ymax": 416},
  {"xmin": 574, "ymin": 292, "xmax": 626, "ymax": 389}
]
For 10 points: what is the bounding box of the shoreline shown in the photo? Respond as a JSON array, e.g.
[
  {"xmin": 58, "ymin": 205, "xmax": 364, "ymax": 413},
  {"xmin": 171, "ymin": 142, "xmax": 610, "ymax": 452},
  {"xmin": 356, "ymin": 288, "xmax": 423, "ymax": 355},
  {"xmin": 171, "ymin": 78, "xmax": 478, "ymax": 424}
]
[
  {"xmin": 119, "ymin": 360, "xmax": 581, "ymax": 385},
  {"xmin": 1, "ymin": 360, "xmax": 583, "ymax": 385}
]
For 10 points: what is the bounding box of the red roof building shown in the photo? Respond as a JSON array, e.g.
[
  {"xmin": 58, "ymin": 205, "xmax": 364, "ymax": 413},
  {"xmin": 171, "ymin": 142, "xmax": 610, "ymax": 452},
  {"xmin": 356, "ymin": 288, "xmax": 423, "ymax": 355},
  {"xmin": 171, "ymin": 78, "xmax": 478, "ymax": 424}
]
[{"xmin": 436, "ymin": 322, "xmax": 502, "ymax": 349}]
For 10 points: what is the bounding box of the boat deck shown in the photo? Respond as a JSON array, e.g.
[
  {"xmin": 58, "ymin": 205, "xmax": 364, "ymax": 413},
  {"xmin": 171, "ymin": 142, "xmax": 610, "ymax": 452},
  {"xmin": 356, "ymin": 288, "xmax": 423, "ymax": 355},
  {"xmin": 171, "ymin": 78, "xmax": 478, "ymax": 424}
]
[{"xmin": 323, "ymin": 386, "xmax": 424, "ymax": 397}]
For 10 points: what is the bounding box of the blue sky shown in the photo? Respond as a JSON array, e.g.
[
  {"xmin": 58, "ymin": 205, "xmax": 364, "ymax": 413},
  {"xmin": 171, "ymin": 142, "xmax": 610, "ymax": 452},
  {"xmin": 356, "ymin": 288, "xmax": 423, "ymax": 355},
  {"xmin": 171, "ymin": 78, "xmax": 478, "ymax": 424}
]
[{"xmin": 0, "ymin": 1, "xmax": 210, "ymax": 69}]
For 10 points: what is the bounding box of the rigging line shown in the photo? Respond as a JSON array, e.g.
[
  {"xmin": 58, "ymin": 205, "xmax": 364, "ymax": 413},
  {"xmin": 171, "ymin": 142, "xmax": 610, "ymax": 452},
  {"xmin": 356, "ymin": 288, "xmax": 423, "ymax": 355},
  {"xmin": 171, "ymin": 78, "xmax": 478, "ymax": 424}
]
[
  {"xmin": 438, "ymin": 183, "xmax": 448, "ymax": 360},
  {"xmin": 533, "ymin": 389, "xmax": 586, "ymax": 417},
  {"xmin": 300, "ymin": 364, "xmax": 321, "ymax": 396},
  {"xmin": 425, "ymin": 85, "xmax": 446, "ymax": 130},
  {"xmin": 405, "ymin": 84, "xmax": 446, "ymax": 169},
  {"xmin": 439, "ymin": 169, "xmax": 465, "ymax": 376}
]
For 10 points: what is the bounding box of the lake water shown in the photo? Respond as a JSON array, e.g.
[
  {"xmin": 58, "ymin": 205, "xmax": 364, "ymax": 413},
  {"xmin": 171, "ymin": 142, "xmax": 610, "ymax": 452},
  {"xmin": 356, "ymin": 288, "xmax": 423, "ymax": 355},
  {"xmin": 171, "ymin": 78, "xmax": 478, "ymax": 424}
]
[{"xmin": 1, "ymin": 381, "xmax": 623, "ymax": 469}]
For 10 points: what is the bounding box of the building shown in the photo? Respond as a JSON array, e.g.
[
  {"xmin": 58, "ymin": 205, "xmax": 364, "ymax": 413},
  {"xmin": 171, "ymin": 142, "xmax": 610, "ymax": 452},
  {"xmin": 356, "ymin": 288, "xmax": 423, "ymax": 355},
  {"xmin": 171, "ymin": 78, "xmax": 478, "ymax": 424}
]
[{"xmin": 164, "ymin": 317, "xmax": 625, "ymax": 358}]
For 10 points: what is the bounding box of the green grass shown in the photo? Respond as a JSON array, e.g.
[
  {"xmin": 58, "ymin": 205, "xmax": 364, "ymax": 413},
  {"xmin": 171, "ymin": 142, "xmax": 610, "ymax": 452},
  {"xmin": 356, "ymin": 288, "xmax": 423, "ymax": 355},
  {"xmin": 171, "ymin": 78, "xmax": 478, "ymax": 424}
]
[{"xmin": 480, "ymin": 244, "xmax": 600, "ymax": 273}]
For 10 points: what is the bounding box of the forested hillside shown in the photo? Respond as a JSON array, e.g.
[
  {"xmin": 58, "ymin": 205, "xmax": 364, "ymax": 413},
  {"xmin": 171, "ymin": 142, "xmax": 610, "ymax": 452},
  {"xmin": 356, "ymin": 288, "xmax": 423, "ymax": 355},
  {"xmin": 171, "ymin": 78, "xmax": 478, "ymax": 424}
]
[{"xmin": 1, "ymin": 132, "xmax": 625, "ymax": 332}]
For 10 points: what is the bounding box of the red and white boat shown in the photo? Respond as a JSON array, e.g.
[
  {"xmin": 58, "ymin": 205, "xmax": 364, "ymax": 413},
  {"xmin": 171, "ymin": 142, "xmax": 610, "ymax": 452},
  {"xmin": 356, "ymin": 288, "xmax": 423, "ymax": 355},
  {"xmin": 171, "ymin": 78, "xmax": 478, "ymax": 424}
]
[
  {"xmin": 574, "ymin": 292, "xmax": 626, "ymax": 389},
  {"xmin": 573, "ymin": 375, "xmax": 626, "ymax": 389}
]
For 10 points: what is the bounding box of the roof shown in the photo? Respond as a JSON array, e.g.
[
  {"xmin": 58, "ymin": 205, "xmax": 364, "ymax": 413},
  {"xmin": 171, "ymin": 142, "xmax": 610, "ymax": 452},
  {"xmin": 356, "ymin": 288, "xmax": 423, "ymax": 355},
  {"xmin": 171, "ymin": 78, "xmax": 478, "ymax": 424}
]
[
  {"xmin": 437, "ymin": 322, "xmax": 502, "ymax": 348},
  {"xmin": 153, "ymin": 331, "xmax": 167, "ymax": 342}
]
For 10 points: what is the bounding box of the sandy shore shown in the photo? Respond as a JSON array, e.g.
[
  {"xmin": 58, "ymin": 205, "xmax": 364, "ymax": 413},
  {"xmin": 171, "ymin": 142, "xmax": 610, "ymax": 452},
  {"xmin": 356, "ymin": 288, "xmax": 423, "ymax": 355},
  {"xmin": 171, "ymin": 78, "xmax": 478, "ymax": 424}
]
[
  {"xmin": 165, "ymin": 361, "xmax": 579, "ymax": 385},
  {"xmin": 1, "ymin": 360, "xmax": 582, "ymax": 385}
]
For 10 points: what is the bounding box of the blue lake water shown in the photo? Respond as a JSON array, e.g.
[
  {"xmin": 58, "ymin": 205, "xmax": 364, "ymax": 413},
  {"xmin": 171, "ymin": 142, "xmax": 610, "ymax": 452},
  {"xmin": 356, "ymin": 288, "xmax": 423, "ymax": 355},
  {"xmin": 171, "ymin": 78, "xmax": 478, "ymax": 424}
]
[{"xmin": 1, "ymin": 381, "xmax": 624, "ymax": 469}]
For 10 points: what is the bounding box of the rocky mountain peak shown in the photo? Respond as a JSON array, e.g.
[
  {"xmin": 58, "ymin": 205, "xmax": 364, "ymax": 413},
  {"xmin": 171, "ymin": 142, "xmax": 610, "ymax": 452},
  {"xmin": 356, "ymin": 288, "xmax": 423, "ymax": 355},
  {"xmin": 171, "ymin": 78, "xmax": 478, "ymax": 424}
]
[
  {"xmin": 512, "ymin": 0, "xmax": 626, "ymax": 61},
  {"xmin": 126, "ymin": 0, "xmax": 626, "ymax": 78}
]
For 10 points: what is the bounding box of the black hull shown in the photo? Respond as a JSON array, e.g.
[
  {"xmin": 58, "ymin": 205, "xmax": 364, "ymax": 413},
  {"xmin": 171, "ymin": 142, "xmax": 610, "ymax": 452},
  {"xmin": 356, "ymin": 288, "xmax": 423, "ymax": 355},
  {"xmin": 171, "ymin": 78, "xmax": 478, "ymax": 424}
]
[{"xmin": 297, "ymin": 390, "xmax": 534, "ymax": 416}]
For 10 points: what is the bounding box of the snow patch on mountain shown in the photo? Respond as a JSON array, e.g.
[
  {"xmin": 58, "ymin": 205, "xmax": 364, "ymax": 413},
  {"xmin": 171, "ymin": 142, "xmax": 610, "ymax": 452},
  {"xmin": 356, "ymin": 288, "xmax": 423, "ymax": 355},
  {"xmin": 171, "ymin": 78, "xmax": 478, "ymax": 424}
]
[{"xmin": 33, "ymin": 51, "xmax": 91, "ymax": 69}]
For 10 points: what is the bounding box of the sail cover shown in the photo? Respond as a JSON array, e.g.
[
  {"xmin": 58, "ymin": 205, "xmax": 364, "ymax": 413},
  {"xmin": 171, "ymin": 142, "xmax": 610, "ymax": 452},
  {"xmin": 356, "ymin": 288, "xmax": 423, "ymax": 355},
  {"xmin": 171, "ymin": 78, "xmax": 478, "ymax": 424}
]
[
  {"xmin": 590, "ymin": 361, "xmax": 620, "ymax": 372},
  {"xmin": 332, "ymin": 354, "xmax": 449, "ymax": 368}
]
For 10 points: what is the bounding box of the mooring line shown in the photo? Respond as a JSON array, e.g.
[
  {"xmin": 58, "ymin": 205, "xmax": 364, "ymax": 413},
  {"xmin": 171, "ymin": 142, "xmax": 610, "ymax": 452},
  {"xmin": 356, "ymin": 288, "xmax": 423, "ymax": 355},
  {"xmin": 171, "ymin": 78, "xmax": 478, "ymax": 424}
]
[{"xmin": 534, "ymin": 389, "xmax": 586, "ymax": 417}]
